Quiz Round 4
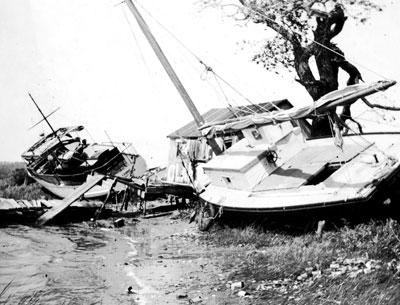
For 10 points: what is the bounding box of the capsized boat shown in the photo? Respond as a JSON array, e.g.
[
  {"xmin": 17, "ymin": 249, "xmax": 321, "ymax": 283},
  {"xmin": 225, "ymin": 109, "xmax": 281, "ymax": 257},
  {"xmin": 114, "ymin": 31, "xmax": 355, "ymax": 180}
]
[
  {"xmin": 198, "ymin": 80, "xmax": 400, "ymax": 216},
  {"xmin": 22, "ymin": 125, "xmax": 147, "ymax": 199}
]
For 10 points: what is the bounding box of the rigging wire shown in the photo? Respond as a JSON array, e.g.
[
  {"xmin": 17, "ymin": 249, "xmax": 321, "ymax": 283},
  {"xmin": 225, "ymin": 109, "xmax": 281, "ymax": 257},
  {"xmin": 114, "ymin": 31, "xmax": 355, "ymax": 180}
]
[
  {"xmin": 121, "ymin": 7, "xmax": 153, "ymax": 80},
  {"xmin": 124, "ymin": 1, "xmax": 260, "ymax": 119},
  {"xmin": 129, "ymin": 0, "xmax": 398, "ymax": 136},
  {"xmin": 212, "ymin": 73, "xmax": 239, "ymax": 117},
  {"xmin": 131, "ymin": 0, "xmax": 279, "ymax": 115}
]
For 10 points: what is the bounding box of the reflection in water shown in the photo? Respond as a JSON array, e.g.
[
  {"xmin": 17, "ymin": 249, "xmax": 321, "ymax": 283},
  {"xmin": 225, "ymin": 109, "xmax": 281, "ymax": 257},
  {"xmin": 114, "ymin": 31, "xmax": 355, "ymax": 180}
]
[{"xmin": 0, "ymin": 224, "xmax": 129, "ymax": 305}]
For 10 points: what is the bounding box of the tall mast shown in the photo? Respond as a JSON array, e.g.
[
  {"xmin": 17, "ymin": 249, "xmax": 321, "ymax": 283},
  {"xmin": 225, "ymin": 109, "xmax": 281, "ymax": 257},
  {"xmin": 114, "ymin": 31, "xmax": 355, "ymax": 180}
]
[
  {"xmin": 28, "ymin": 93, "xmax": 63, "ymax": 146},
  {"xmin": 125, "ymin": 0, "xmax": 222, "ymax": 155},
  {"xmin": 28, "ymin": 93, "xmax": 57, "ymax": 135}
]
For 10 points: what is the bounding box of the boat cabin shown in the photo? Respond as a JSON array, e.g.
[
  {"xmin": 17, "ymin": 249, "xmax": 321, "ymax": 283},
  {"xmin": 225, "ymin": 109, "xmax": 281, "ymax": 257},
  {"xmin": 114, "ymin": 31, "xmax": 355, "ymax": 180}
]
[
  {"xmin": 200, "ymin": 80, "xmax": 400, "ymax": 213},
  {"xmin": 165, "ymin": 100, "xmax": 292, "ymax": 185}
]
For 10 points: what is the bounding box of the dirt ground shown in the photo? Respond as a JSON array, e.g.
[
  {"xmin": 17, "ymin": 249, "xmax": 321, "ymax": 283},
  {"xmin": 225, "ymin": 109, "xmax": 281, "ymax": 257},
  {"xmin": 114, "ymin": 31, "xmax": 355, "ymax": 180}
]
[{"xmin": 112, "ymin": 208, "xmax": 252, "ymax": 305}]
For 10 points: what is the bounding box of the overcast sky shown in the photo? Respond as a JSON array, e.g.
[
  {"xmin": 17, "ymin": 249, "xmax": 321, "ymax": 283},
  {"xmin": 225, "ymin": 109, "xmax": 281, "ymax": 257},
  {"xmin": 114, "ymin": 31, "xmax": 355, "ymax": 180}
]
[{"xmin": 0, "ymin": 0, "xmax": 399, "ymax": 167}]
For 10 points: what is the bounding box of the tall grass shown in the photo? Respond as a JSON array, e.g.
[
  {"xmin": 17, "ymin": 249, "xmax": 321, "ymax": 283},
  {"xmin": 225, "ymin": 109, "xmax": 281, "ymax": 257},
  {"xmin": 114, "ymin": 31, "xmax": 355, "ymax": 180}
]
[
  {"xmin": 0, "ymin": 162, "xmax": 49, "ymax": 200},
  {"xmin": 203, "ymin": 220, "xmax": 400, "ymax": 304}
]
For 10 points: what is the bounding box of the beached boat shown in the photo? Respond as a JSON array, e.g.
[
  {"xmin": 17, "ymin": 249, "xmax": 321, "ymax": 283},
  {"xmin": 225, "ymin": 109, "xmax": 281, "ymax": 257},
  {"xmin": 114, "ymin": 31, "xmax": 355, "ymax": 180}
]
[
  {"xmin": 22, "ymin": 125, "xmax": 147, "ymax": 199},
  {"xmin": 197, "ymin": 81, "xmax": 400, "ymax": 217},
  {"xmin": 125, "ymin": 0, "xmax": 399, "ymax": 224}
]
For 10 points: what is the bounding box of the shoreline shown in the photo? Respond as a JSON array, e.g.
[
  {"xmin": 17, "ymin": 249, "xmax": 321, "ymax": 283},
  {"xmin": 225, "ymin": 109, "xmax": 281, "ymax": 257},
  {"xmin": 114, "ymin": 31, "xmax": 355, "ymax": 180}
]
[{"xmin": 2, "ymin": 203, "xmax": 400, "ymax": 305}]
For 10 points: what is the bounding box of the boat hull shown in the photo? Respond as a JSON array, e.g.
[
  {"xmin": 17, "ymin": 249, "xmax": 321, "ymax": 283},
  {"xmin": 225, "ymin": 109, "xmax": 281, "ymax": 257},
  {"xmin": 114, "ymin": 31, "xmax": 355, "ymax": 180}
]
[
  {"xmin": 200, "ymin": 133, "xmax": 400, "ymax": 215},
  {"xmin": 28, "ymin": 171, "xmax": 113, "ymax": 199}
]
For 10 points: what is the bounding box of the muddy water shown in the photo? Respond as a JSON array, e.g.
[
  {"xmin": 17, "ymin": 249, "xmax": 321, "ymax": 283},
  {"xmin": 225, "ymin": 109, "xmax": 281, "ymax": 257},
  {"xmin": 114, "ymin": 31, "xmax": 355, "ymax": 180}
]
[
  {"xmin": 0, "ymin": 215, "xmax": 247, "ymax": 305},
  {"xmin": 0, "ymin": 224, "xmax": 135, "ymax": 304}
]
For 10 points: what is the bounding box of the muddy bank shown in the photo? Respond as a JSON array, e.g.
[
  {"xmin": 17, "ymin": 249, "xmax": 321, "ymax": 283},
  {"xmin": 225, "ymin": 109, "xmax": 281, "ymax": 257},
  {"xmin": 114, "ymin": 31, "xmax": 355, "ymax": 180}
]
[
  {"xmin": 118, "ymin": 212, "xmax": 248, "ymax": 305},
  {"xmin": 3, "ymin": 202, "xmax": 400, "ymax": 305},
  {"xmin": 0, "ymin": 207, "xmax": 249, "ymax": 305}
]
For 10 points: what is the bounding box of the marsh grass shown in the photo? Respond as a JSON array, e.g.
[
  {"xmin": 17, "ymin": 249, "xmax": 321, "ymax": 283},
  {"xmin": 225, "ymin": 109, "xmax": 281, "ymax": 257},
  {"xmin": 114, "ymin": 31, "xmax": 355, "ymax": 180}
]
[
  {"xmin": 0, "ymin": 162, "xmax": 49, "ymax": 200},
  {"xmin": 203, "ymin": 219, "xmax": 400, "ymax": 304}
]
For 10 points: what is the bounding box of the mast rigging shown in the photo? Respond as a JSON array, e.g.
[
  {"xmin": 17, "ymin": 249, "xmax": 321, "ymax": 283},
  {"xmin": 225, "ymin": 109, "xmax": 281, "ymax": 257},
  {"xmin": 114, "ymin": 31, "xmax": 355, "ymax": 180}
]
[{"xmin": 125, "ymin": 0, "xmax": 222, "ymax": 155}]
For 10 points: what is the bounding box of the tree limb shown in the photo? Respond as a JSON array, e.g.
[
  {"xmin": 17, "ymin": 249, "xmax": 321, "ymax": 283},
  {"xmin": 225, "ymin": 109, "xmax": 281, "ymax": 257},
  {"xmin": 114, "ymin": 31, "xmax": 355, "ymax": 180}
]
[
  {"xmin": 239, "ymin": 0, "xmax": 303, "ymax": 55},
  {"xmin": 362, "ymin": 97, "xmax": 400, "ymax": 111}
]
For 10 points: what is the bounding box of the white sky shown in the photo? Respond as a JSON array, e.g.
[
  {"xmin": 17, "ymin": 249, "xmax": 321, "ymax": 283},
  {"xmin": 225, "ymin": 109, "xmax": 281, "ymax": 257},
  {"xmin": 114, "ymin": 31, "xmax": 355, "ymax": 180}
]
[{"xmin": 0, "ymin": 0, "xmax": 399, "ymax": 167}]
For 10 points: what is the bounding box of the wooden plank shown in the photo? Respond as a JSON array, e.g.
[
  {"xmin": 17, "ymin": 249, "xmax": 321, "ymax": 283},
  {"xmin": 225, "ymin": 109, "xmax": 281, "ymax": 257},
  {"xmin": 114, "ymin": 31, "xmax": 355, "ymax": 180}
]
[{"xmin": 36, "ymin": 174, "xmax": 105, "ymax": 226}]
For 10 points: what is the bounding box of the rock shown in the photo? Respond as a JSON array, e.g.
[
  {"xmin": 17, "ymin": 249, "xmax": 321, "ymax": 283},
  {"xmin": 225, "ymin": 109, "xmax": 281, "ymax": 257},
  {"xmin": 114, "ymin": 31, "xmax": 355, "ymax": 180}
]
[
  {"xmin": 190, "ymin": 296, "xmax": 202, "ymax": 303},
  {"xmin": 237, "ymin": 290, "xmax": 249, "ymax": 297},
  {"xmin": 305, "ymin": 267, "xmax": 314, "ymax": 273},
  {"xmin": 127, "ymin": 286, "xmax": 135, "ymax": 294},
  {"xmin": 354, "ymin": 258, "xmax": 367, "ymax": 266},
  {"xmin": 113, "ymin": 218, "xmax": 125, "ymax": 228},
  {"xmin": 349, "ymin": 270, "xmax": 363, "ymax": 278},
  {"xmin": 96, "ymin": 219, "xmax": 111, "ymax": 228},
  {"xmin": 176, "ymin": 294, "xmax": 188, "ymax": 299},
  {"xmin": 297, "ymin": 273, "xmax": 308, "ymax": 281},
  {"xmin": 230, "ymin": 281, "xmax": 244, "ymax": 290},
  {"xmin": 255, "ymin": 284, "xmax": 265, "ymax": 291},
  {"xmin": 339, "ymin": 266, "xmax": 348, "ymax": 273},
  {"xmin": 330, "ymin": 271, "xmax": 344, "ymax": 278}
]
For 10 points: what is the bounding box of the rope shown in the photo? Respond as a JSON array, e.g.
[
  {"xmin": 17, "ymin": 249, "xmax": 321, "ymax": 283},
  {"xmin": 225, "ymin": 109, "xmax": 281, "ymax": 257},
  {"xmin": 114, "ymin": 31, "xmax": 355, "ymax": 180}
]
[
  {"xmin": 122, "ymin": 7, "xmax": 153, "ymax": 80},
  {"xmin": 176, "ymin": 146, "xmax": 197, "ymax": 192},
  {"xmin": 199, "ymin": 60, "xmax": 282, "ymax": 114},
  {"xmin": 212, "ymin": 73, "xmax": 239, "ymax": 118},
  {"xmin": 131, "ymin": 0, "xmax": 281, "ymax": 115}
]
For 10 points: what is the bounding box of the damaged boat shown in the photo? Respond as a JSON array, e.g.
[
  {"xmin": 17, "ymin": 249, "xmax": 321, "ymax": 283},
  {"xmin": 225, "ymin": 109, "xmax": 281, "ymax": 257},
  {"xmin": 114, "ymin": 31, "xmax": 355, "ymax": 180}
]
[
  {"xmin": 125, "ymin": 1, "xmax": 400, "ymax": 224},
  {"xmin": 198, "ymin": 80, "xmax": 400, "ymax": 217},
  {"xmin": 22, "ymin": 125, "xmax": 147, "ymax": 199}
]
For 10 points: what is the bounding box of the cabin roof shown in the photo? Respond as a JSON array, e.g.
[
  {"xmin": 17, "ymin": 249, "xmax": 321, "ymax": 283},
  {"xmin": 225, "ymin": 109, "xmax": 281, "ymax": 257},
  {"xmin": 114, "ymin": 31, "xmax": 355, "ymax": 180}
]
[{"xmin": 167, "ymin": 99, "xmax": 293, "ymax": 139}]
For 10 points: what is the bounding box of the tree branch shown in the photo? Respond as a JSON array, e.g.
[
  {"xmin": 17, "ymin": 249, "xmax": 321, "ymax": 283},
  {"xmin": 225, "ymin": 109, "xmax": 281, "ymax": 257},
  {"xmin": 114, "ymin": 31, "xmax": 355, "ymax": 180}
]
[
  {"xmin": 240, "ymin": 1, "xmax": 303, "ymax": 55},
  {"xmin": 362, "ymin": 97, "xmax": 400, "ymax": 111},
  {"xmin": 327, "ymin": 4, "xmax": 347, "ymax": 39}
]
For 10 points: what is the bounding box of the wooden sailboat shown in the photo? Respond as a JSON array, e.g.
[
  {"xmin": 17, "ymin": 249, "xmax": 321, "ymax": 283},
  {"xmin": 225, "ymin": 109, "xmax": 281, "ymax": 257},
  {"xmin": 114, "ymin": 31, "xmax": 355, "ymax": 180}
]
[
  {"xmin": 22, "ymin": 125, "xmax": 147, "ymax": 199},
  {"xmin": 198, "ymin": 81, "xmax": 400, "ymax": 215},
  {"xmin": 126, "ymin": 0, "xmax": 400, "ymax": 222}
]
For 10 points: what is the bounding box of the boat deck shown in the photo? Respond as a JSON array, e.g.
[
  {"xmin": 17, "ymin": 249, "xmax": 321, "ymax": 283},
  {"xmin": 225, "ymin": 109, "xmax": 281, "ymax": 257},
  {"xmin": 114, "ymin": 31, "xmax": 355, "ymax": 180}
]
[
  {"xmin": 253, "ymin": 143, "xmax": 370, "ymax": 191},
  {"xmin": 201, "ymin": 134, "xmax": 400, "ymax": 212}
]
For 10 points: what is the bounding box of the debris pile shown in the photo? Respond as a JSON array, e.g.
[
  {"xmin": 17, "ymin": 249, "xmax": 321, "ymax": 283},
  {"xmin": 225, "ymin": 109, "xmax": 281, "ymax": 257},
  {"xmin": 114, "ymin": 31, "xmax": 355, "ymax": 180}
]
[{"xmin": 227, "ymin": 256, "xmax": 400, "ymax": 296}]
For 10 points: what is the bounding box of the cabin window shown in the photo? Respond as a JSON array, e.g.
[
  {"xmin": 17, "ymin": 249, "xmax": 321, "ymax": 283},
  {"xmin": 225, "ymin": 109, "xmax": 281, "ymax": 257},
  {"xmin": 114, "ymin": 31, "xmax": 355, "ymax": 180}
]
[
  {"xmin": 224, "ymin": 139, "xmax": 233, "ymax": 150},
  {"xmin": 251, "ymin": 129, "xmax": 263, "ymax": 140},
  {"xmin": 223, "ymin": 176, "xmax": 232, "ymax": 184},
  {"xmin": 305, "ymin": 164, "xmax": 340, "ymax": 185}
]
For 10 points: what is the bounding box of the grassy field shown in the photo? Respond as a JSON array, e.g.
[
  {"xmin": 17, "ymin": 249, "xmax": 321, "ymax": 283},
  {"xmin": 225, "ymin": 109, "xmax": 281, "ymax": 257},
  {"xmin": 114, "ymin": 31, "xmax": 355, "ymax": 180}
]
[{"xmin": 201, "ymin": 218, "xmax": 400, "ymax": 304}]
